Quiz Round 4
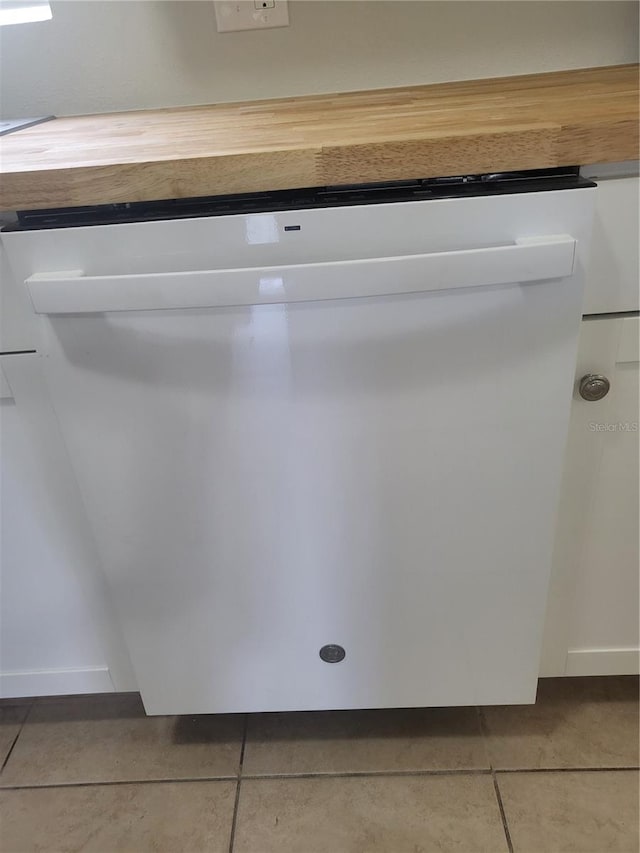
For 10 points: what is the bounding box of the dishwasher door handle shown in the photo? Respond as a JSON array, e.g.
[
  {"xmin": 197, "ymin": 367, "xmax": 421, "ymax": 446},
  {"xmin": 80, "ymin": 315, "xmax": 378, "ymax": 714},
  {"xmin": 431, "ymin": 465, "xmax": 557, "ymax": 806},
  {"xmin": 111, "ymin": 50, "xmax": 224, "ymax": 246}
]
[{"xmin": 25, "ymin": 234, "xmax": 576, "ymax": 314}]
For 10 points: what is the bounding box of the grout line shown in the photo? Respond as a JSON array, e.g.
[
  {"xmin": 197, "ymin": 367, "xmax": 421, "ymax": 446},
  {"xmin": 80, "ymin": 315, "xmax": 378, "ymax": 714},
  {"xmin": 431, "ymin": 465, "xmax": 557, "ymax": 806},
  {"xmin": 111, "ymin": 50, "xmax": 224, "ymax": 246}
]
[
  {"xmin": 228, "ymin": 715, "xmax": 248, "ymax": 853},
  {"xmin": 1, "ymin": 765, "xmax": 637, "ymax": 793},
  {"xmin": 0, "ymin": 776, "xmax": 238, "ymax": 791},
  {"xmin": 492, "ymin": 773, "xmax": 514, "ymax": 853},
  {"xmin": 239, "ymin": 715, "xmax": 248, "ymax": 772},
  {"xmin": 1, "ymin": 730, "xmax": 23, "ymax": 775},
  {"xmin": 0, "ymin": 768, "xmax": 493, "ymax": 793},
  {"xmin": 0, "ymin": 700, "xmax": 35, "ymax": 774},
  {"xmin": 495, "ymin": 766, "xmax": 640, "ymax": 774},
  {"xmin": 240, "ymin": 768, "xmax": 493, "ymax": 781}
]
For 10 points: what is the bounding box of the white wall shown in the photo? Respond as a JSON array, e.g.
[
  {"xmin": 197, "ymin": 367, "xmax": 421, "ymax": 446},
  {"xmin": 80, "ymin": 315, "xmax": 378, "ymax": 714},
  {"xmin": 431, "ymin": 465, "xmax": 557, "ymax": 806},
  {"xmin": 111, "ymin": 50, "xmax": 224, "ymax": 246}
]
[{"xmin": 1, "ymin": 1, "xmax": 638, "ymax": 118}]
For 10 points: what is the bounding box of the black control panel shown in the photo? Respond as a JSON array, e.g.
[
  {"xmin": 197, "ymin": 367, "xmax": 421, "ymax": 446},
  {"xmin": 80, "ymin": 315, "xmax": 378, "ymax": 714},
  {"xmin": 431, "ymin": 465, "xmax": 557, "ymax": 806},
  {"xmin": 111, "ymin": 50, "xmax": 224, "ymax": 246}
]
[{"xmin": 9, "ymin": 166, "xmax": 594, "ymax": 231}]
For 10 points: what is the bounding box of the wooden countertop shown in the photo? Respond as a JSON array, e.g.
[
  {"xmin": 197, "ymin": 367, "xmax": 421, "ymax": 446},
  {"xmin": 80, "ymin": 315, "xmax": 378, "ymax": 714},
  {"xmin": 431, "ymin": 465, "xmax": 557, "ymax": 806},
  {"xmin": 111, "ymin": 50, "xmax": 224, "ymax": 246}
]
[{"xmin": 0, "ymin": 64, "xmax": 638, "ymax": 212}]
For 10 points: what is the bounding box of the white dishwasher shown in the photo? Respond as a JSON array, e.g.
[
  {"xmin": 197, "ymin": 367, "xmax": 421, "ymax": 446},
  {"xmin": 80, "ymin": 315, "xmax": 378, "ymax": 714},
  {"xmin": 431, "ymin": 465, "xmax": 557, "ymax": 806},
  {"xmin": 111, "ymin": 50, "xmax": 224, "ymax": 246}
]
[{"xmin": 2, "ymin": 170, "xmax": 595, "ymax": 715}]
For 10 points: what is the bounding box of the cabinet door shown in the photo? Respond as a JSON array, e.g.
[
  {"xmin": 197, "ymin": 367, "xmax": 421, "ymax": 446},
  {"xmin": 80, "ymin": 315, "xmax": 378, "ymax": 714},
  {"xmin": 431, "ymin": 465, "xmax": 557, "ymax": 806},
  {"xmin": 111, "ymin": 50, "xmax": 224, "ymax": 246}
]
[
  {"xmin": 0, "ymin": 354, "xmax": 135, "ymax": 697},
  {"xmin": 541, "ymin": 315, "xmax": 639, "ymax": 676}
]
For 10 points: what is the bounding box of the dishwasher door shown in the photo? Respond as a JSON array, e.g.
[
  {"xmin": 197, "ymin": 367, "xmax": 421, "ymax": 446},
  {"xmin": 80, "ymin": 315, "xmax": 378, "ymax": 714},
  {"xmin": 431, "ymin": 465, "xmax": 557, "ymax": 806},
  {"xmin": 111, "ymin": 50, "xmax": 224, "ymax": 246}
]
[{"xmin": 2, "ymin": 188, "xmax": 595, "ymax": 714}]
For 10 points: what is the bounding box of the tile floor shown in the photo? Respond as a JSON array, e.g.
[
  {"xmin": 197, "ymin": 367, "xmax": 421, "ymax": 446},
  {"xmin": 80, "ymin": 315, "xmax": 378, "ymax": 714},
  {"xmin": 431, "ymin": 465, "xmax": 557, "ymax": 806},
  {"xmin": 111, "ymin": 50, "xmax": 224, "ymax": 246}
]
[{"xmin": 0, "ymin": 676, "xmax": 638, "ymax": 852}]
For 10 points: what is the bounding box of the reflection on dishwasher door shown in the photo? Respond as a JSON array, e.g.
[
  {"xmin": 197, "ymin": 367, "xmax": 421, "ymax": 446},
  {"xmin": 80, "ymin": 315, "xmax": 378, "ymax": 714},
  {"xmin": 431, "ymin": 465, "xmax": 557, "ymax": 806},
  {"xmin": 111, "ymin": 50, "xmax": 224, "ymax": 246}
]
[{"xmin": 1, "ymin": 172, "xmax": 596, "ymax": 714}]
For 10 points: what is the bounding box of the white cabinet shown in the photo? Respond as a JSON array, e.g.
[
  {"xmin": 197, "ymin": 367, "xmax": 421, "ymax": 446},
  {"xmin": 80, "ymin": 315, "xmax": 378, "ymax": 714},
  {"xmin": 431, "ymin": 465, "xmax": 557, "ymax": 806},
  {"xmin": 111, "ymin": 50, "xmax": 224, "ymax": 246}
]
[
  {"xmin": 542, "ymin": 313, "xmax": 639, "ymax": 677},
  {"xmin": 1, "ymin": 240, "xmax": 134, "ymax": 697},
  {"xmin": 542, "ymin": 168, "xmax": 639, "ymax": 677},
  {"xmin": 582, "ymin": 171, "xmax": 639, "ymax": 315},
  {"xmin": 0, "ymin": 353, "xmax": 136, "ymax": 697}
]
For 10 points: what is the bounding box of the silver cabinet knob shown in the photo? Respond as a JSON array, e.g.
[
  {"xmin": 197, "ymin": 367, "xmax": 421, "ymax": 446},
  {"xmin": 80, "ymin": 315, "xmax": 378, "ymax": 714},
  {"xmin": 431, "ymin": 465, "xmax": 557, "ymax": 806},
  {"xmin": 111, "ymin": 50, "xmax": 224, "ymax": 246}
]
[{"xmin": 579, "ymin": 374, "xmax": 610, "ymax": 401}]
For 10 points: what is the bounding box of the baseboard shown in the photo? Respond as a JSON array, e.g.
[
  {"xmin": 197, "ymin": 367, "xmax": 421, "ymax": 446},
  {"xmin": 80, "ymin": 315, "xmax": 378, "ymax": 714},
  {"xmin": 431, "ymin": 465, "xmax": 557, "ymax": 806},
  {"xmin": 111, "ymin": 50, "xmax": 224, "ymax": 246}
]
[
  {"xmin": 0, "ymin": 666, "xmax": 114, "ymax": 698},
  {"xmin": 565, "ymin": 648, "xmax": 640, "ymax": 676}
]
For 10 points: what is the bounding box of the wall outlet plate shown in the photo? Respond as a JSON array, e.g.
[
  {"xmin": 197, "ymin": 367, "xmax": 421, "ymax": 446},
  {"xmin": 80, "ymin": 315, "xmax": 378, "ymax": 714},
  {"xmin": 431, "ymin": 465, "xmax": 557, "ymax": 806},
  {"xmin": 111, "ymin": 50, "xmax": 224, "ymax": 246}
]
[{"xmin": 214, "ymin": 0, "xmax": 289, "ymax": 33}]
